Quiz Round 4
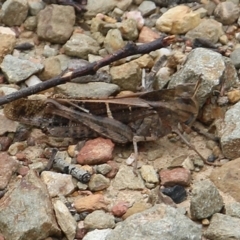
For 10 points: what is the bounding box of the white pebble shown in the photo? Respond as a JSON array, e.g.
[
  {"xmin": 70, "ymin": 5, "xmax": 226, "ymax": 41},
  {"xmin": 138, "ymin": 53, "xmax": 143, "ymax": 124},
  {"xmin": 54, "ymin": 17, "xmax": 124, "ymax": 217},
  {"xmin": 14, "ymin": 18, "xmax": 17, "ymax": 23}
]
[{"xmin": 25, "ymin": 75, "xmax": 42, "ymax": 87}]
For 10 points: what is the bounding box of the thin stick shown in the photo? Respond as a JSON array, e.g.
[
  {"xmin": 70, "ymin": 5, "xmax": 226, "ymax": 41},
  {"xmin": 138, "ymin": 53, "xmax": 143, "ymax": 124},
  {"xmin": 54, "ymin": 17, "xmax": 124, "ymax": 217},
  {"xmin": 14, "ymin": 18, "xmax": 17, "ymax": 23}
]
[
  {"xmin": 0, "ymin": 35, "xmax": 175, "ymax": 106},
  {"xmin": 172, "ymin": 127, "xmax": 222, "ymax": 166}
]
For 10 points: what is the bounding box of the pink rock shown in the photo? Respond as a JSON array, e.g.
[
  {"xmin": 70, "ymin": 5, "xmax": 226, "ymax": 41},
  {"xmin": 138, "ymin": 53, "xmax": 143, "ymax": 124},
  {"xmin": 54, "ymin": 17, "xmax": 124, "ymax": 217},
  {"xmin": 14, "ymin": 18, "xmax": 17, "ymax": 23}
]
[
  {"xmin": 105, "ymin": 161, "xmax": 119, "ymax": 178},
  {"xmin": 75, "ymin": 221, "xmax": 87, "ymax": 239},
  {"xmin": 123, "ymin": 11, "xmax": 144, "ymax": 30},
  {"xmin": 159, "ymin": 168, "xmax": 191, "ymax": 186},
  {"xmin": 17, "ymin": 166, "xmax": 29, "ymax": 176},
  {"xmin": 111, "ymin": 201, "xmax": 129, "ymax": 217},
  {"xmin": 0, "ymin": 152, "xmax": 18, "ymax": 189},
  {"xmin": 77, "ymin": 138, "xmax": 114, "ymax": 165},
  {"xmin": 138, "ymin": 26, "xmax": 160, "ymax": 43},
  {"xmin": 0, "ymin": 234, "xmax": 5, "ymax": 240}
]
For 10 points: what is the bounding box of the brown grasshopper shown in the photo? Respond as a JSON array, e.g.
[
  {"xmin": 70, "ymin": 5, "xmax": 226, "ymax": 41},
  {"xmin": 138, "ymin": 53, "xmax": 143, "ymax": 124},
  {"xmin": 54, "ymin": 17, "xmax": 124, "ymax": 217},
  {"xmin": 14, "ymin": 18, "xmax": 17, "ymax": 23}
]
[{"xmin": 4, "ymin": 79, "xmax": 213, "ymax": 170}]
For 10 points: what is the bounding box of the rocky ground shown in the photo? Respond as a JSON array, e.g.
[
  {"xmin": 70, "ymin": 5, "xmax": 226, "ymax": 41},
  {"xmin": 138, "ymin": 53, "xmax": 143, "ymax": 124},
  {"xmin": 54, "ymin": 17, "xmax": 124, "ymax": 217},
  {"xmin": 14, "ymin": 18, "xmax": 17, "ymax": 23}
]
[{"xmin": 1, "ymin": 0, "xmax": 240, "ymax": 239}]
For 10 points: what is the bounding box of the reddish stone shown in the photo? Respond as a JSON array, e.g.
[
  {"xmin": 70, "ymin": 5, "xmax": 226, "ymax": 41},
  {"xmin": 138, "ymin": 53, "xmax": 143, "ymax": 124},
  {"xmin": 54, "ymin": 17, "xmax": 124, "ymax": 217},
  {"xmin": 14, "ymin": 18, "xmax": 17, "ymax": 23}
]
[
  {"xmin": 77, "ymin": 138, "xmax": 114, "ymax": 165},
  {"xmin": 0, "ymin": 136, "xmax": 12, "ymax": 151},
  {"xmin": 16, "ymin": 152, "xmax": 27, "ymax": 161},
  {"xmin": 17, "ymin": 166, "xmax": 29, "ymax": 176},
  {"xmin": 0, "ymin": 234, "xmax": 5, "ymax": 240},
  {"xmin": 138, "ymin": 26, "xmax": 160, "ymax": 43},
  {"xmin": 111, "ymin": 201, "xmax": 129, "ymax": 217},
  {"xmin": 75, "ymin": 221, "xmax": 87, "ymax": 239},
  {"xmin": 159, "ymin": 167, "xmax": 191, "ymax": 187},
  {"xmin": 105, "ymin": 161, "xmax": 119, "ymax": 178},
  {"xmin": 0, "ymin": 152, "xmax": 19, "ymax": 189}
]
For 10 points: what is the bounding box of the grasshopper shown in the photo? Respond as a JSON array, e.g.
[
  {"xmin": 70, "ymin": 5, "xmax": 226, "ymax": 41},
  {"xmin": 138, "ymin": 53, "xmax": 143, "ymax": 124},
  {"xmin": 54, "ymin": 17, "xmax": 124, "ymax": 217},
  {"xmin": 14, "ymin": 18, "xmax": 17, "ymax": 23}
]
[{"xmin": 4, "ymin": 79, "xmax": 213, "ymax": 170}]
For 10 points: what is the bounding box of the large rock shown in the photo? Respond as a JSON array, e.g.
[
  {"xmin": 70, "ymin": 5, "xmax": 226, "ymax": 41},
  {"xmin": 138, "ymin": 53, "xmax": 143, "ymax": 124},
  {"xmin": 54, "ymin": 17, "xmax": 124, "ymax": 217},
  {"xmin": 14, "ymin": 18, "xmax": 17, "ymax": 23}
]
[
  {"xmin": 1, "ymin": 0, "xmax": 28, "ymax": 26},
  {"xmin": 190, "ymin": 179, "xmax": 224, "ymax": 220},
  {"xmin": 104, "ymin": 29, "xmax": 125, "ymax": 54},
  {"xmin": 1, "ymin": 55, "xmax": 44, "ymax": 83},
  {"xmin": 186, "ymin": 19, "xmax": 224, "ymax": 44},
  {"xmin": 230, "ymin": 48, "xmax": 240, "ymax": 69},
  {"xmin": 55, "ymin": 82, "xmax": 120, "ymax": 98},
  {"xmin": 168, "ymin": 48, "xmax": 238, "ymax": 107},
  {"xmin": 156, "ymin": 5, "xmax": 201, "ymax": 34},
  {"xmin": 0, "ymin": 109, "xmax": 18, "ymax": 135},
  {"xmin": 214, "ymin": 1, "xmax": 240, "ymax": 25},
  {"xmin": 85, "ymin": 0, "xmax": 116, "ymax": 18},
  {"xmin": 53, "ymin": 199, "xmax": 77, "ymax": 240},
  {"xmin": 106, "ymin": 204, "xmax": 202, "ymax": 240},
  {"xmin": 110, "ymin": 61, "xmax": 142, "ymax": 91},
  {"xmin": 0, "ymin": 170, "xmax": 61, "ymax": 240},
  {"xmin": 37, "ymin": 4, "xmax": 75, "ymax": 44},
  {"xmin": 0, "ymin": 152, "xmax": 18, "ymax": 190},
  {"xmin": 112, "ymin": 165, "xmax": 145, "ymax": 190},
  {"xmin": 210, "ymin": 158, "xmax": 240, "ymax": 202},
  {"xmin": 203, "ymin": 213, "xmax": 240, "ymax": 240},
  {"xmin": 0, "ymin": 27, "xmax": 16, "ymax": 64},
  {"xmin": 41, "ymin": 171, "xmax": 75, "ymax": 197},
  {"xmin": 63, "ymin": 33, "xmax": 100, "ymax": 59},
  {"xmin": 218, "ymin": 101, "xmax": 240, "ymax": 159},
  {"xmin": 84, "ymin": 210, "xmax": 115, "ymax": 229},
  {"xmin": 83, "ymin": 229, "xmax": 112, "ymax": 240}
]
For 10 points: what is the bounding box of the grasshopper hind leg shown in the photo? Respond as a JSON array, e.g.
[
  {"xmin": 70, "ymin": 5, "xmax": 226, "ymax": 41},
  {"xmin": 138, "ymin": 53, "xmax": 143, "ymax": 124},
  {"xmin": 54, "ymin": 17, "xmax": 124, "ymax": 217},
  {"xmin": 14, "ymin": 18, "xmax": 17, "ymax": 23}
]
[
  {"xmin": 131, "ymin": 113, "xmax": 162, "ymax": 175},
  {"xmin": 132, "ymin": 135, "xmax": 159, "ymax": 175}
]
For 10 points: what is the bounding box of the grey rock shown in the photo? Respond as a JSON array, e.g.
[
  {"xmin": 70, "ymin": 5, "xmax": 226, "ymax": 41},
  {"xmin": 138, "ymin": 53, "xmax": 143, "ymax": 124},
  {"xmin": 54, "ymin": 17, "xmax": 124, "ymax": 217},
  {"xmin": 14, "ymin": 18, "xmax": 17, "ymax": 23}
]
[
  {"xmin": 190, "ymin": 179, "xmax": 224, "ymax": 220},
  {"xmin": 53, "ymin": 199, "xmax": 77, "ymax": 240},
  {"xmin": 63, "ymin": 33, "xmax": 100, "ymax": 59},
  {"xmin": 230, "ymin": 48, "xmax": 240, "ymax": 69},
  {"xmin": 140, "ymin": 165, "xmax": 159, "ymax": 184},
  {"xmin": 28, "ymin": 0, "xmax": 45, "ymax": 15},
  {"xmin": 84, "ymin": 210, "xmax": 115, "ymax": 229},
  {"xmin": 55, "ymin": 82, "xmax": 119, "ymax": 98},
  {"xmin": 119, "ymin": 18, "xmax": 139, "ymax": 41},
  {"xmin": 112, "ymin": 165, "xmax": 145, "ymax": 190},
  {"xmin": 186, "ymin": 19, "xmax": 224, "ymax": 44},
  {"xmin": 41, "ymin": 171, "xmax": 75, "ymax": 197},
  {"xmin": 23, "ymin": 16, "xmax": 37, "ymax": 31},
  {"xmin": 0, "ymin": 170, "xmax": 61, "ymax": 240},
  {"xmin": 225, "ymin": 202, "xmax": 240, "ymax": 218},
  {"xmin": 138, "ymin": 0, "xmax": 156, "ymax": 16},
  {"xmin": 72, "ymin": 70, "xmax": 112, "ymax": 85},
  {"xmin": 97, "ymin": 164, "xmax": 112, "ymax": 175},
  {"xmin": 42, "ymin": 45, "xmax": 58, "ymax": 58},
  {"xmin": 106, "ymin": 204, "xmax": 202, "ymax": 240},
  {"xmin": 168, "ymin": 48, "xmax": 238, "ymax": 107},
  {"xmin": 116, "ymin": 0, "xmax": 132, "ymax": 11},
  {"xmin": 1, "ymin": 55, "xmax": 44, "ymax": 83},
  {"xmin": 203, "ymin": 213, "xmax": 240, "ymax": 240},
  {"xmin": 220, "ymin": 101, "xmax": 240, "ymax": 159},
  {"xmin": 85, "ymin": 0, "xmax": 116, "ymax": 17},
  {"xmin": 83, "ymin": 229, "xmax": 112, "ymax": 240},
  {"xmin": 104, "ymin": 29, "xmax": 125, "ymax": 54},
  {"xmin": 210, "ymin": 158, "xmax": 240, "ymax": 202},
  {"xmin": 110, "ymin": 62, "xmax": 142, "ymax": 91},
  {"xmin": 88, "ymin": 174, "xmax": 110, "ymax": 191},
  {"xmin": 37, "ymin": 5, "xmax": 75, "ymax": 44},
  {"xmin": 77, "ymin": 181, "xmax": 88, "ymax": 190},
  {"xmin": 0, "ymin": 152, "xmax": 18, "ymax": 190},
  {"xmin": 1, "ymin": 0, "xmax": 28, "ymax": 26},
  {"xmin": 214, "ymin": 1, "xmax": 240, "ymax": 25},
  {"xmin": 194, "ymin": 7, "xmax": 208, "ymax": 18}
]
